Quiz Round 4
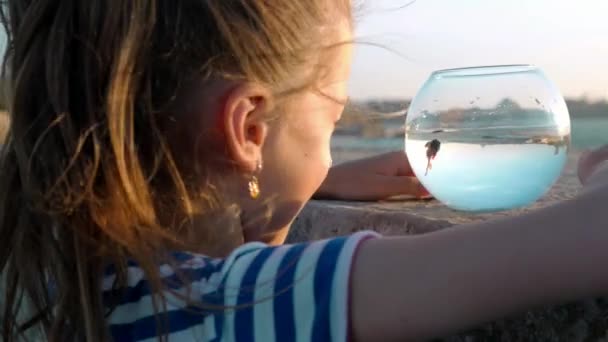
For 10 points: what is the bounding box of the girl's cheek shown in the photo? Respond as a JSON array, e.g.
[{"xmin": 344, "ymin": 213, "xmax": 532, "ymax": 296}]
[{"xmin": 322, "ymin": 149, "xmax": 333, "ymax": 169}]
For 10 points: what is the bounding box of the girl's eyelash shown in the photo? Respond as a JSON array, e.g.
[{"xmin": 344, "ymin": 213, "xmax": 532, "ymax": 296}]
[{"xmin": 314, "ymin": 88, "xmax": 349, "ymax": 105}]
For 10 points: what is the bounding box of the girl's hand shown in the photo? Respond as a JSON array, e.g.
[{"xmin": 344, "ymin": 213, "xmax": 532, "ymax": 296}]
[
  {"xmin": 314, "ymin": 151, "xmax": 430, "ymax": 201},
  {"xmin": 578, "ymin": 145, "xmax": 608, "ymax": 188}
]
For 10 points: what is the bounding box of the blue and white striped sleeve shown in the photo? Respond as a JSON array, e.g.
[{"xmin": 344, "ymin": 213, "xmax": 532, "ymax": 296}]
[
  {"xmin": 106, "ymin": 231, "xmax": 380, "ymax": 341},
  {"xmin": 217, "ymin": 231, "xmax": 379, "ymax": 342}
]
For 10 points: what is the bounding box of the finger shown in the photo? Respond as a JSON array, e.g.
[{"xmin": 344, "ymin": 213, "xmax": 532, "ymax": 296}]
[
  {"xmin": 577, "ymin": 150, "xmax": 593, "ymax": 185},
  {"xmin": 395, "ymin": 163, "xmax": 416, "ymax": 177},
  {"xmin": 375, "ymin": 175, "xmax": 432, "ymax": 199},
  {"xmin": 416, "ymin": 185, "xmax": 433, "ymax": 199},
  {"xmin": 387, "ymin": 151, "xmax": 415, "ymax": 177},
  {"xmin": 400, "ymin": 176, "xmax": 432, "ymax": 199},
  {"xmin": 578, "ymin": 146, "xmax": 608, "ymax": 185}
]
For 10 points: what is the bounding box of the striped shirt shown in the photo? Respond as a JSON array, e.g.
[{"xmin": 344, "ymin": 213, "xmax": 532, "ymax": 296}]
[{"xmin": 103, "ymin": 232, "xmax": 379, "ymax": 341}]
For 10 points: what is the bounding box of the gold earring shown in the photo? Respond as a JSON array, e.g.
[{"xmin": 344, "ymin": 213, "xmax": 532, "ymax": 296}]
[
  {"xmin": 248, "ymin": 161, "xmax": 262, "ymax": 199},
  {"xmin": 248, "ymin": 176, "xmax": 260, "ymax": 199}
]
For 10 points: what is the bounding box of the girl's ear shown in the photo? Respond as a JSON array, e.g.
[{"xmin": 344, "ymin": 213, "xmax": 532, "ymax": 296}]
[{"xmin": 221, "ymin": 84, "xmax": 273, "ymax": 172}]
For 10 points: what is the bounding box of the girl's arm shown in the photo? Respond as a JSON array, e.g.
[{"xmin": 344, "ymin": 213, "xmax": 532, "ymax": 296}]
[{"xmin": 350, "ymin": 157, "xmax": 608, "ymax": 341}]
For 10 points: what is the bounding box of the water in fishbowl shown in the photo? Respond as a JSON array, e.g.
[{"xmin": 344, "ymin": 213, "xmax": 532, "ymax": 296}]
[{"xmin": 406, "ymin": 106, "xmax": 570, "ymax": 212}]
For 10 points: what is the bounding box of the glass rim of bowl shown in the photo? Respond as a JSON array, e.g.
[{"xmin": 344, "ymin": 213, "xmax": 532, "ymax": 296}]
[{"xmin": 431, "ymin": 64, "xmax": 539, "ymax": 79}]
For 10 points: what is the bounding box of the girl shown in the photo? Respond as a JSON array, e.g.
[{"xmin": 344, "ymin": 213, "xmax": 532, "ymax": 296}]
[{"xmin": 1, "ymin": 1, "xmax": 608, "ymax": 341}]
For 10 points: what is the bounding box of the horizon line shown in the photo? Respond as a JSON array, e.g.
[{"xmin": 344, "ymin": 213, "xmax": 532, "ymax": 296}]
[{"xmin": 350, "ymin": 96, "xmax": 608, "ymax": 103}]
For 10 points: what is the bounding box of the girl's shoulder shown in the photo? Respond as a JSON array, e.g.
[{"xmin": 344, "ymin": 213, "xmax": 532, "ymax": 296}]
[{"xmin": 103, "ymin": 232, "xmax": 379, "ymax": 341}]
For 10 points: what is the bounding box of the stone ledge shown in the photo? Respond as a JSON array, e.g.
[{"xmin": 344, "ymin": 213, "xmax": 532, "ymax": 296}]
[
  {"xmin": 288, "ymin": 199, "xmax": 452, "ymax": 243},
  {"xmin": 439, "ymin": 299, "xmax": 608, "ymax": 342}
]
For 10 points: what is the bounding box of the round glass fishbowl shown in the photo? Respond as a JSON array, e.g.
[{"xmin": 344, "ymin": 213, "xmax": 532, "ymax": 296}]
[{"xmin": 405, "ymin": 65, "xmax": 571, "ymax": 212}]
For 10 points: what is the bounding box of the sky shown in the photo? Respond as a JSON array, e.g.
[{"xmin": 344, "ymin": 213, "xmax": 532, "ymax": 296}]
[{"xmin": 349, "ymin": 0, "xmax": 608, "ymax": 101}]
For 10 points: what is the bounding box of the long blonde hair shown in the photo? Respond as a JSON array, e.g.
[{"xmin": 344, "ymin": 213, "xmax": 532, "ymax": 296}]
[{"xmin": 0, "ymin": 1, "xmax": 353, "ymax": 340}]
